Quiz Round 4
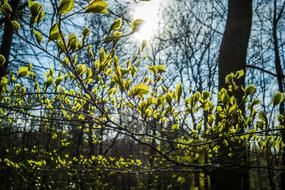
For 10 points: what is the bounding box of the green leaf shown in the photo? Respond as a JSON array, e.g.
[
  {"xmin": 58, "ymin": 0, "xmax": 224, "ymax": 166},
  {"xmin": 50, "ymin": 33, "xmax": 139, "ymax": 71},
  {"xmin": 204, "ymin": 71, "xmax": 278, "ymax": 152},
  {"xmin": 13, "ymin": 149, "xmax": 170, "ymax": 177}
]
[
  {"xmin": 2, "ymin": 2, "xmax": 12, "ymax": 15},
  {"xmin": 57, "ymin": 39, "xmax": 66, "ymax": 54},
  {"xmin": 272, "ymin": 91, "xmax": 284, "ymax": 107},
  {"xmin": 244, "ymin": 84, "xmax": 256, "ymax": 95},
  {"xmin": 45, "ymin": 76, "xmax": 53, "ymax": 88},
  {"xmin": 171, "ymin": 124, "xmax": 179, "ymax": 131},
  {"xmin": 108, "ymin": 88, "xmax": 116, "ymax": 96},
  {"xmin": 176, "ymin": 84, "xmax": 182, "ymax": 103},
  {"xmin": 248, "ymin": 99, "xmax": 260, "ymax": 110},
  {"xmin": 235, "ymin": 70, "xmax": 244, "ymax": 79},
  {"xmin": 55, "ymin": 76, "xmax": 63, "ymax": 85},
  {"xmin": 258, "ymin": 111, "xmax": 267, "ymax": 122},
  {"xmin": 11, "ymin": 20, "xmax": 20, "ymax": 32},
  {"xmin": 128, "ymin": 83, "xmax": 150, "ymax": 97},
  {"xmin": 58, "ymin": 0, "xmax": 74, "ymax": 14},
  {"xmin": 147, "ymin": 65, "xmax": 157, "ymax": 73},
  {"xmin": 157, "ymin": 65, "xmax": 166, "ymax": 73},
  {"xmin": 82, "ymin": 27, "xmax": 90, "ymax": 36},
  {"xmin": 86, "ymin": 0, "xmax": 109, "ymax": 14},
  {"xmin": 49, "ymin": 23, "xmax": 60, "ymax": 41},
  {"xmin": 0, "ymin": 55, "xmax": 6, "ymax": 66},
  {"xmin": 77, "ymin": 64, "xmax": 87, "ymax": 75},
  {"xmin": 29, "ymin": 1, "xmax": 45, "ymax": 25},
  {"xmin": 222, "ymin": 93, "xmax": 230, "ymax": 104},
  {"xmin": 18, "ymin": 67, "xmax": 29, "ymax": 77},
  {"xmin": 28, "ymin": 63, "xmax": 33, "ymax": 70},
  {"xmin": 277, "ymin": 114, "xmax": 284, "ymax": 122},
  {"xmin": 225, "ymin": 73, "xmax": 234, "ymax": 84},
  {"xmin": 147, "ymin": 65, "xmax": 165, "ymax": 73},
  {"xmin": 131, "ymin": 19, "xmax": 144, "ymax": 32},
  {"xmin": 114, "ymin": 31, "xmax": 123, "ymax": 38},
  {"xmin": 165, "ymin": 92, "xmax": 173, "ymax": 105},
  {"xmin": 67, "ymin": 34, "xmax": 78, "ymax": 50},
  {"xmin": 99, "ymin": 48, "xmax": 106, "ymax": 63},
  {"xmin": 142, "ymin": 40, "xmax": 148, "ymax": 49},
  {"xmin": 110, "ymin": 18, "xmax": 122, "ymax": 31},
  {"xmin": 34, "ymin": 30, "xmax": 43, "ymax": 43},
  {"xmin": 104, "ymin": 31, "xmax": 123, "ymax": 43},
  {"xmin": 202, "ymin": 91, "xmax": 211, "ymax": 99}
]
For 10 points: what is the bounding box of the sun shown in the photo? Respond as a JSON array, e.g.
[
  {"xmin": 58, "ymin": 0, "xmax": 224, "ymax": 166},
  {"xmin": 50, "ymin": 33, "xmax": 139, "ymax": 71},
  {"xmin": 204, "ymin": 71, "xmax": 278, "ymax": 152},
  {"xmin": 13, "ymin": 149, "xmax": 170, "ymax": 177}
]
[{"xmin": 131, "ymin": 0, "xmax": 168, "ymax": 42}]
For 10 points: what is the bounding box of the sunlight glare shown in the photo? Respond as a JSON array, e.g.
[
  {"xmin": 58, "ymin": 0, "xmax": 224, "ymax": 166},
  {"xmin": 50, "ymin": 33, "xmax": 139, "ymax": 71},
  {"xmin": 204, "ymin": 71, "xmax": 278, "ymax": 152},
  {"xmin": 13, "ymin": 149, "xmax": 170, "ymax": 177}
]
[{"xmin": 132, "ymin": 0, "xmax": 169, "ymax": 42}]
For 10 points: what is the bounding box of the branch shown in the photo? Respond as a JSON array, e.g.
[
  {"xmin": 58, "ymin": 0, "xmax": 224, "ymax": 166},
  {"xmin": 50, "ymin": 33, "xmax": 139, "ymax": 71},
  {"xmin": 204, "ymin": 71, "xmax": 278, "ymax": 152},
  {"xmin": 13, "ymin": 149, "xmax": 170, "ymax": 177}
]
[{"xmin": 246, "ymin": 64, "xmax": 285, "ymax": 78}]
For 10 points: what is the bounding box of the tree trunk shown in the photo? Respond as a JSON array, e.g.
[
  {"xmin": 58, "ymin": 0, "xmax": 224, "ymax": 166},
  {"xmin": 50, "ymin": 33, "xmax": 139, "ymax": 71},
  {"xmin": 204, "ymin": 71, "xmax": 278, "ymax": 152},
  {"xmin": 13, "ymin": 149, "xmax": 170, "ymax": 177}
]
[
  {"xmin": 0, "ymin": 0, "xmax": 20, "ymax": 79},
  {"xmin": 213, "ymin": 0, "xmax": 252, "ymax": 189},
  {"xmin": 273, "ymin": 0, "xmax": 285, "ymax": 116},
  {"xmin": 0, "ymin": 2, "xmax": 19, "ymax": 186},
  {"xmin": 218, "ymin": 0, "xmax": 252, "ymax": 104}
]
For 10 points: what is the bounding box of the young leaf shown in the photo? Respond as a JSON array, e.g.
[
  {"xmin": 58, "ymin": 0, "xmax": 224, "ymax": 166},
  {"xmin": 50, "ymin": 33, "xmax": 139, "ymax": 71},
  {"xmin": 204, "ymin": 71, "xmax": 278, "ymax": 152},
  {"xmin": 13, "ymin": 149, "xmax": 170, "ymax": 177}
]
[
  {"xmin": 34, "ymin": 30, "xmax": 43, "ymax": 43},
  {"xmin": 99, "ymin": 48, "xmax": 106, "ymax": 63},
  {"xmin": 49, "ymin": 23, "xmax": 60, "ymax": 41},
  {"xmin": 82, "ymin": 27, "xmax": 90, "ymax": 36},
  {"xmin": 147, "ymin": 66, "xmax": 157, "ymax": 73},
  {"xmin": 67, "ymin": 34, "xmax": 78, "ymax": 50},
  {"xmin": 258, "ymin": 111, "xmax": 267, "ymax": 122},
  {"xmin": 131, "ymin": 19, "xmax": 144, "ymax": 32},
  {"xmin": 77, "ymin": 64, "xmax": 87, "ymax": 75},
  {"xmin": 11, "ymin": 20, "xmax": 20, "ymax": 32},
  {"xmin": 58, "ymin": 0, "xmax": 74, "ymax": 14},
  {"xmin": 108, "ymin": 88, "xmax": 116, "ymax": 96},
  {"xmin": 171, "ymin": 124, "xmax": 179, "ymax": 131},
  {"xmin": 29, "ymin": 1, "xmax": 45, "ymax": 25},
  {"xmin": 176, "ymin": 84, "xmax": 182, "ymax": 103},
  {"xmin": 0, "ymin": 55, "xmax": 6, "ymax": 66},
  {"xmin": 55, "ymin": 76, "xmax": 63, "ymax": 85},
  {"xmin": 45, "ymin": 76, "xmax": 53, "ymax": 88},
  {"xmin": 2, "ymin": 2, "xmax": 12, "ymax": 15},
  {"xmin": 104, "ymin": 31, "xmax": 123, "ymax": 43},
  {"xmin": 272, "ymin": 91, "xmax": 284, "ymax": 107},
  {"xmin": 86, "ymin": 0, "xmax": 108, "ymax": 14},
  {"xmin": 18, "ymin": 67, "xmax": 29, "ymax": 77},
  {"xmin": 110, "ymin": 18, "xmax": 122, "ymax": 31},
  {"xmin": 235, "ymin": 70, "xmax": 244, "ymax": 79},
  {"xmin": 142, "ymin": 40, "xmax": 147, "ymax": 49},
  {"xmin": 277, "ymin": 114, "xmax": 284, "ymax": 122},
  {"xmin": 244, "ymin": 84, "xmax": 256, "ymax": 95},
  {"xmin": 157, "ymin": 65, "xmax": 166, "ymax": 73},
  {"xmin": 128, "ymin": 83, "xmax": 150, "ymax": 97},
  {"xmin": 202, "ymin": 91, "xmax": 211, "ymax": 99}
]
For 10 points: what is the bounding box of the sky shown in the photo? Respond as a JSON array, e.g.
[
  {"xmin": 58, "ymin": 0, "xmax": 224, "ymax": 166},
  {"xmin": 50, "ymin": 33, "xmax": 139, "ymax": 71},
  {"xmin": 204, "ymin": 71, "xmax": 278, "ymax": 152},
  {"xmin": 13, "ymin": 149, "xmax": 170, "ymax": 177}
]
[{"xmin": 130, "ymin": 0, "xmax": 172, "ymax": 42}]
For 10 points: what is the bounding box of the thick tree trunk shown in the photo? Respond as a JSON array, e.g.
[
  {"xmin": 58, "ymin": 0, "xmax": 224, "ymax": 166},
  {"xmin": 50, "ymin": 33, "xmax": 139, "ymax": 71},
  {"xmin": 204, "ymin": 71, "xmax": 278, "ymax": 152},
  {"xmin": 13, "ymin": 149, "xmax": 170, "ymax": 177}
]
[
  {"xmin": 273, "ymin": 0, "xmax": 285, "ymax": 116},
  {"xmin": 213, "ymin": 0, "xmax": 252, "ymax": 190},
  {"xmin": 218, "ymin": 0, "xmax": 252, "ymax": 103},
  {"xmin": 0, "ymin": 0, "xmax": 20, "ymax": 79},
  {"xmin": 0, "ymin": 1, "xmax": 19, "ymax": 187}
]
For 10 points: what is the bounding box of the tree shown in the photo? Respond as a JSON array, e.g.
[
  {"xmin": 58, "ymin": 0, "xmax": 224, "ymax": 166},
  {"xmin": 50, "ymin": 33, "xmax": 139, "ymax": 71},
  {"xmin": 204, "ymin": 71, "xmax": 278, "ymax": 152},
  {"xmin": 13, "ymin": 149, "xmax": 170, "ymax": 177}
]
[
  {"xmin": 214, "ymin": 0, "xmax": 253, "ymax": 190},
  {"xmin": 272, "ymin": 1, "xmax": 285, "ymax": 188},
  {"xmin": 0, "ymin": 0, "xmax": 20, "ymax": 79},
  {"xmin": 0, "ymin": 0, "xmax": 284, "ymax": 189}
]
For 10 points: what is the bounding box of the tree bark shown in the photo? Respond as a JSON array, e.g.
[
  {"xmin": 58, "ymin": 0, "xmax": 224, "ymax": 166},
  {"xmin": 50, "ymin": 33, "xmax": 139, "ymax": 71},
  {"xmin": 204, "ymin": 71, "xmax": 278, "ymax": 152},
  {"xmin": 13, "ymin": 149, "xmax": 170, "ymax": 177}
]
[
  {"xmin": 0, "ymin": 0, "xmax": 20, "ymax": 79},
  {"xmin": 218, "ymin": 0, "xmax": 252, "ymax": 104},
  {"xmin": 213, "ymin": 0, "xmax": 253, "ymax": 189},
  {"xmin": 273, "ymin": 0, "xmax": 285, "ymax": 115}
]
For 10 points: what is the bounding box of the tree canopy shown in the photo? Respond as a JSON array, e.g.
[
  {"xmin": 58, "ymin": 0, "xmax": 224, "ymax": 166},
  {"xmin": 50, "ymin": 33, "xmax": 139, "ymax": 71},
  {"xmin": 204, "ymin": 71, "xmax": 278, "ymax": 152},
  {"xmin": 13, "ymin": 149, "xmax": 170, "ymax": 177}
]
[{"xmin": 0, "ymin": 0, "xmax": 285, "ymax": 189}]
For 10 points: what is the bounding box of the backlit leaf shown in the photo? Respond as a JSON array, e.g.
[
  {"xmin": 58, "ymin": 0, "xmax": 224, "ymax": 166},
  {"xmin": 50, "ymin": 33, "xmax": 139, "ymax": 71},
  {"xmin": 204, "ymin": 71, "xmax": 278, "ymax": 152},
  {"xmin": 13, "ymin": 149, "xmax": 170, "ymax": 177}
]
[
  {"xmin": 58, "ymin": 0, "xmax": 74, "ymax": 14},
  {"xmin": 18, "ymin": 67, "xmax": 29, "ymax": 77},
  {"xmin": 128, "ymin": 83, "xmax": 150, "ymax": 97}
]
